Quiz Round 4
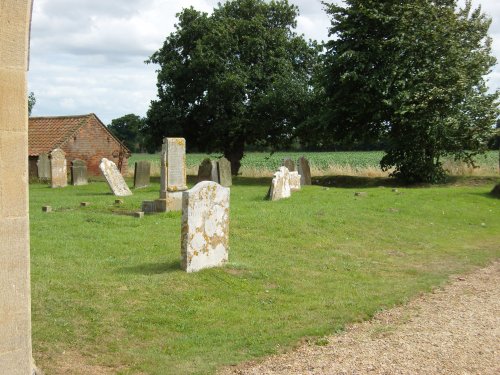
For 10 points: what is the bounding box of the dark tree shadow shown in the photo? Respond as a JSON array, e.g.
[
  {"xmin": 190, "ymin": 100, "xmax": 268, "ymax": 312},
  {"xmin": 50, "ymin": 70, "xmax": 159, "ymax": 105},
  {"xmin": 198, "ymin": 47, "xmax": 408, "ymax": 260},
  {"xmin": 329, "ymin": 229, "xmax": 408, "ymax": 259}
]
[
  {"xmin": 312, "ymin": 175, "xmax": 401, "ymax": 188},
  {"xmin": 118, "ymin": 260, "xmax": 181, "ymax": 275}
]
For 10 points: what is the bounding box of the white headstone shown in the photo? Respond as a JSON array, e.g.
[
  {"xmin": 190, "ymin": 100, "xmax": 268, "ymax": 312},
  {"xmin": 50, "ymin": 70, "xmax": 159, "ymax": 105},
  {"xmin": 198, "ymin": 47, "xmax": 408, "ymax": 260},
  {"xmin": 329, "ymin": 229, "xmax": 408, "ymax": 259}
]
[
  {"xmin": 268, "ymin": 166, "xmax": 291, "ymax": 201},
  {"xmin": 181, "ymin": 181, "xmax": 230, "ymax": 273},
  {"xmin": 50, "ymin": 148, "xmax": 67, "ymax": 188},
  {"xmin": 289, "ymin": 171, "xmax": 301, "ymax": 192},
  {"xmin": 165, "ymin": 138, "xmax": 188, "ymax": 192},
  {"xmin": 99, "ymin": 158, "xmax": 132, "ymax": 196}
]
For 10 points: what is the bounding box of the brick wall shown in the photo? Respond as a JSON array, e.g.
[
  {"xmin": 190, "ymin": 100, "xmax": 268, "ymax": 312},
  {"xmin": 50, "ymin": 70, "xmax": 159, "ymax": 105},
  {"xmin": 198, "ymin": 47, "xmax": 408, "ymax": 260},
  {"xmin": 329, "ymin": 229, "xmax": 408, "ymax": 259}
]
[{"xmin": 61, "ymin": 116, "xmax": 129, "ymax": 176}]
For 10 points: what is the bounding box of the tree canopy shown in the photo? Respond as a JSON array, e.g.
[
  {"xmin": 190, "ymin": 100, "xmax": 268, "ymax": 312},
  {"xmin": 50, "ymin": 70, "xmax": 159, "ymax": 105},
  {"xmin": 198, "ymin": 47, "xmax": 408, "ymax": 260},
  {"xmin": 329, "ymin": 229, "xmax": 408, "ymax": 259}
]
[
  {"xmin": 108, "ymin": 114, "xmax": 147, "ymax": 153},
  {"xmin": 146, "ymin": 0, "xmax": 319, "ymax": 174},
  {"xmin": 321, "ymin": 0, "xmax": 499, "ymax": 183},
  {"xmin": 28, "ymin": 92, "xmax": 36, "ymax": 116}
]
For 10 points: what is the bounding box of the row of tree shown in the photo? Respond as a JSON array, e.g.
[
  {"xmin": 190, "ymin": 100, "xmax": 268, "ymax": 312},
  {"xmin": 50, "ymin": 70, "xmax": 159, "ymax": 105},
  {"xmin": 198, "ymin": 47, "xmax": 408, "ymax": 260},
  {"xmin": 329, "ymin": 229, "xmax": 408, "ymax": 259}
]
[{"xmin": 110, "ymin": 0, "xmax": 499, "ymax": 183}]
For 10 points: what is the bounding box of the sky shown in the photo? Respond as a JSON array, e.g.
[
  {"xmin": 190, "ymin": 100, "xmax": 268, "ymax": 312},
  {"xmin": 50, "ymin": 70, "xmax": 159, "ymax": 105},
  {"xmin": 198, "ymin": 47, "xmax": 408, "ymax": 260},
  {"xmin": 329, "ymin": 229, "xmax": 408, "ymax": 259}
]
[{"xmin": 29, "ymin": 0, "xmax": 500, "ymax": 125}]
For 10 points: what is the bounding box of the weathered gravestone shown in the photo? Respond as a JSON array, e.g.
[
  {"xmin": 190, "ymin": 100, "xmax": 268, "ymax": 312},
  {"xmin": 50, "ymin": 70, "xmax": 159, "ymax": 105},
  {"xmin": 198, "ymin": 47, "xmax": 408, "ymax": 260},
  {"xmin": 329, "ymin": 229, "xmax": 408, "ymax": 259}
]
[
  {"xmin": 71, "ymin": 159, "xmax": 88, "ymax": 186},
  {"xmin": 267, "ymin": 166, "xmax": 291, "ymax": 201},
  {"xmin": 197, "ymin": 158, "xmax": 219, "ymax": 183},
  {"xmin": 282, "ymin": 158, "xmax": 296, "ymax": 172},
  {"xmin": 99, "ymin": 158, "xmax": 132, "ymax": 196},
  {"xmin": 181, "ymin": 181, "xmax": 230, "ymax": 272},
  {"xmin": 134, "ymin": 160, "xmax": 151, "ymax": 188},
  {"xmin": 491, "ymin": 184, "xmax": 500, "ymax": 198},
  {"xmin": 217, "ymin": 157, "xmax": 232, "ymax": 187},
  {"xmin": 289, "ymin": 171, "xmax": 301, "ymax": 192},
  {"xmin": 297, "ymin": 156, "xmax": 312, "ymax": 185},
  {"xmin": 50, "ymin": 148, "xmax": 67, "ymax": 188},
  {"xmin": 37, "ymin": 153, "xmax": 51, "ymax": 180},
  {"xmin": 158, "ymin": 138, "xmax": 188, "ymax": 211}
]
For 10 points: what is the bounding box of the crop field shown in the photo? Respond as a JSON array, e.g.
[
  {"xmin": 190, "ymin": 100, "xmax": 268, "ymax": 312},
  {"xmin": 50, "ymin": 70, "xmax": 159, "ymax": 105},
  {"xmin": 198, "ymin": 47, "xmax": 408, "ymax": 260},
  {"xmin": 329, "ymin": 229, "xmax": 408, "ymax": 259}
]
[{"xmin": 129, "ymin": 151, "xmax": 499, "ymax": 177}]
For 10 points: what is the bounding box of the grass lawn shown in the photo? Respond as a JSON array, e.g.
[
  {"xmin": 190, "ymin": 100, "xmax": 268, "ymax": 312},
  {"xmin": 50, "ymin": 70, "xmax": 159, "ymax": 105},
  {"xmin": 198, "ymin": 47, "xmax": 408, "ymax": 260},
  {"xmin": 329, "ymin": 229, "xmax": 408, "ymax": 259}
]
[{"xmin": 30, "ymin": 176, "xmax": 500, "ymax": 374}]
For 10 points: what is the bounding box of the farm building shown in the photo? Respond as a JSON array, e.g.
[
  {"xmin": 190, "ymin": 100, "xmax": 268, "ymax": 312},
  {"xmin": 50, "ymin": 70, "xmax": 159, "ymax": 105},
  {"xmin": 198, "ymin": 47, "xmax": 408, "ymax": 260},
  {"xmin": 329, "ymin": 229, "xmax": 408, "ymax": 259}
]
[{"xmin": 28, "ymin": 113, "xmax": 130, "ymax": 177}]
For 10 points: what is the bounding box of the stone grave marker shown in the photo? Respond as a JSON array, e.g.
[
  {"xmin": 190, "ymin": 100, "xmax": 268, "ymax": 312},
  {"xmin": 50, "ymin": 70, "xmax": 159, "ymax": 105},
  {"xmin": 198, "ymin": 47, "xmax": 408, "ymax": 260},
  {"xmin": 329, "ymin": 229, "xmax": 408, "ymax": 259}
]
[
  {"xmin": 491, "ymin": 184, "xmax": 500, "ymax": 198},
  {"xmin": 283, "ymin": 158, "xmax": 295, "ymax": 172},
  {"xmin": 134, "ymin": 160, "xmax": 151, "ymax": 188},
  {"xmin": 197, "ymin": 158, "xmax": 213, "ymax": 182},
  {"xmin": 181, "ymin": 181, "xmax": 230, "ymax": 273},
  {"xmin": 50, "ymin": 148, "xmax": 67, "ymax": 188},
  {"xmin": 71, "ymin": 159, "xmax": 88, "ymax": 186},
  {"xmin": 297, "ymin": 156, "xmax": 312, "ymax": 185},
  {"xmin": 159, "ymin": 138, "xmax": 188, "ymax": 211},
  {"xmin": 37, "ymin": 153, "xmax": 51, "ymax": 180},
  {"xmin": 217, "ymin": 157, "xmax": 232, "ymax": 187},
  {"xmin": 267, "ymin": 166, "xmax": 291, "ymax": 201},
  {"xmin": 99, "ymin": 158, "xmax": 132, "ymax": 196},
  {"xmin": 289, "ymin": 171, "xmax": 301, "ymax": 192}
]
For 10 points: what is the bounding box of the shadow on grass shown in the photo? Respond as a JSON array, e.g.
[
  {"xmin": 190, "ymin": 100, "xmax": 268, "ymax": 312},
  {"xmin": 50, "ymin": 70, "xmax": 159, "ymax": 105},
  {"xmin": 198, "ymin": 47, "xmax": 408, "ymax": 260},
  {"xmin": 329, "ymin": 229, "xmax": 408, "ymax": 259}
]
[
  {"xmin": 118, "ymin": 260, "xmax": 181, "ymax": 275},
  {"xmin": 312, "ymin": 175, "xmax": 401, "ymax": 188},
  {"xmin": 233, "ymin": 177, "xmax": 272, "ymax": 186}
]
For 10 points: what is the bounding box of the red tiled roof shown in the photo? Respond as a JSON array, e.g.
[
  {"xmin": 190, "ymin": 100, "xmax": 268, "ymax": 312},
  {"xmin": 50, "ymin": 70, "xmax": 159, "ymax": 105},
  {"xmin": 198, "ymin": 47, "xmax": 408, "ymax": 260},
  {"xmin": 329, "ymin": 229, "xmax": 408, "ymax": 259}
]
[{"xmin": 28, "ymin": 113, "xmax": 129, "ymax": 156}]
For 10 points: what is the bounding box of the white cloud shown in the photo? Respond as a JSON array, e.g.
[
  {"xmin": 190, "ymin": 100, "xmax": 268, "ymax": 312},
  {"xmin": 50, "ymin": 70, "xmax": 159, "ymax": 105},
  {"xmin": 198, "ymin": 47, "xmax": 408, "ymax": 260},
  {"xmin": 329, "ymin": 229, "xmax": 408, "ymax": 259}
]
[{"xmin": 29, "ymin": 0, "xmax": 500, "ymax": 124}]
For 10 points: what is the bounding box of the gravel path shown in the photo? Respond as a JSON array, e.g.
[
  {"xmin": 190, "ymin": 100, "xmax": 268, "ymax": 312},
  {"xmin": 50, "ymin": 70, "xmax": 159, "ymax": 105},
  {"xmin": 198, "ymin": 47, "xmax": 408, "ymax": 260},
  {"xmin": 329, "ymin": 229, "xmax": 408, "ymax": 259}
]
[{"xmin": 221, "ymin": 261, "xmax": 500, "ymax": 375}]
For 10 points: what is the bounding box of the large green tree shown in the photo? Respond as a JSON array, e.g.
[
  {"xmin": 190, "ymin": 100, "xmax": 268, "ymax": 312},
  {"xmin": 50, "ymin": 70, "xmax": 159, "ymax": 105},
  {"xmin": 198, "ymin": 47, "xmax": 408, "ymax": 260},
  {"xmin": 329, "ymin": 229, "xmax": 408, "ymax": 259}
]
[
  {"xmin": 108, "ymin": 114, "xmax": 147, "ymax": 153},
  {"xmin": 322, "ymin": 0, "xmax": 499, "ymax": 183},
  {"xmin": 146, "ymin": 0, "xmax": 319, "ymax": 174}
]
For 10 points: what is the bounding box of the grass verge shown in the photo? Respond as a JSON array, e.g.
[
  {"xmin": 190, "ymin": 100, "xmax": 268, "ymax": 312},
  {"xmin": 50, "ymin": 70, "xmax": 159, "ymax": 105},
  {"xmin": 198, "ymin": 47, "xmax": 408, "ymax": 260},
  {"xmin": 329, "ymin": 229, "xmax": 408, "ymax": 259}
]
[{"xmin": 30, "ymin": 176, "xmax": 500, "ymax": 374}]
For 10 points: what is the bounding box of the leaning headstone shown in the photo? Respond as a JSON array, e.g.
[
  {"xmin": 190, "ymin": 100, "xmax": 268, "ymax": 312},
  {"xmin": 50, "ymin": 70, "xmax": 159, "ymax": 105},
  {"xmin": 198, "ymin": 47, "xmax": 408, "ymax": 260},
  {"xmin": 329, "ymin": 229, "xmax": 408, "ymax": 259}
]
[
  {"xmin": 267, "ymin": 166, "xmax": 291, "ymax": 201},
  {"xmin": 71, "ymin": 159, "xmax": 88, "ymax": 186},
  {"xmin": 37, "ymin": 153, "xmax": 51, "ymax": 180},
  {"xmin": 181, "ymin": 181, "xmax": 230, "ymax": 273},
  {"xmin": 283, "ymin": 158, "xmax": 295, "ymax": 172},
  {"xmin": 50, "ymin": 148, "xmax": 67, "ymax": 188},
  {"xmin": 134, "ymin": 161, "xmax": 151, "ymax": 189},
  {"xmin": 217, "ymin": 157, "xmax": 232, "ymax": 187},
  {"xmin": 297, "ymin": 156, "xmax": 312, "ymax": 185},
  {"xmin": 99, "ymin": 158, "xmax": 132, "ymax": 196},
  {"xmin": 289, "ymin": 171, "xmax": 301, "ymax": 192}
]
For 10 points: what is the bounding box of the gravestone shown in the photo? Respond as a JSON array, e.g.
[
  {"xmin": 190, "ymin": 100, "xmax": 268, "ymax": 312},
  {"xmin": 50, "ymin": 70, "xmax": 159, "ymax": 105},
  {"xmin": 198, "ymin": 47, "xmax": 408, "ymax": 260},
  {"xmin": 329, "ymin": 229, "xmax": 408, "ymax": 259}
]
[
  {"xmin": 181, "ymin": 181, "xmax": 230, "ymax": 273},
  {"xmin": 99, "ymin": 158, "xmax": 132, "ymax": 196},
  {"xmin": 297, "ymin": 156, "xmax": 312, "ymax": 185},
  {"xmin": 197, "ymin": 158, "xmax": 214, "ymax": 182},
  {"xmin": 37, "ymin": 153, "xmax": 51, "ymax": 180},
  {"xmin": 267, "ymin": 166, "xmax": 291, "ymax": 201},
  {"xmin": 289, "ymin": 171, "xmax": 301, "ymax": 192},
  {"xmin": 165, "ymin": 137, "xmax": 188, "ymax": 192},
  {"xmin": 159, "ymin": 138, "xmax": 188, "ymax": 211},
  {"xmin": 217, "ymin": 157, "xmax": 232, "ymax": 187},
  {"xmin": 282, "ymin": 158, "xmax": 295, "ymax": 172},
  {"xmin": 50, "ymin": 148, "xmax": 67, "ymax": 188},
  {"xmin": 134, "ymin": 160, "xmax": 151, "ymax": 189},
  {"xmin": 71, "ymin": 159, "xmax": 88, "ymax": 186},
  {"xmin": 491, "ymin": 184, "xmax": 500, "ymax": 198}
]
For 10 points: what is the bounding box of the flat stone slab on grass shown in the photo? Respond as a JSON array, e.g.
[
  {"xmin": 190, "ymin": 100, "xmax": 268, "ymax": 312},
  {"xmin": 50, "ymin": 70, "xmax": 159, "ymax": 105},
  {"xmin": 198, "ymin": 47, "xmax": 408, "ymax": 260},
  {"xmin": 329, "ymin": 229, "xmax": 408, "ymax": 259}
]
[
  {"xmin": 99, "ymin": 158, "xmax": 132, "ymax": 197},
  {"xmin": 181, "ymin": 181, "xmax": 230, "ymax": 273}
]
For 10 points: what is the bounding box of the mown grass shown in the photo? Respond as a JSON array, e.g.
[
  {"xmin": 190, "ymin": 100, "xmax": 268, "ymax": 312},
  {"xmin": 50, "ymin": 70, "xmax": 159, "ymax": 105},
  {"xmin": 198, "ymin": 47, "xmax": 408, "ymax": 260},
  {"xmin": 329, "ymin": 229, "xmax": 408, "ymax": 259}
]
[
  {"xmin": 30, "ymin": 176, "xmax": 500, "ymax": 374},
  {"xmin": 129, "ymin": 151, "xmax": 499, "ymax": 177}
]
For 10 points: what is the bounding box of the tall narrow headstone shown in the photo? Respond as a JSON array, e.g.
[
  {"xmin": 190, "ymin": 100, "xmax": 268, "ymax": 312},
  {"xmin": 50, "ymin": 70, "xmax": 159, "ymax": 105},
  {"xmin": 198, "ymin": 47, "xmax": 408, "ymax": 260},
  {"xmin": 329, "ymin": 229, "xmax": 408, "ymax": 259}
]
[
  {"xmin": 37, "ymin": 153, "xmax": 51, "ymax": 180},
  {"xmin": 134, "ymin": 161, "xmax": 151, "ymax": 188},
  {"xmin": 165, "ymin": 137, "xmax": 188, "ymax": 192},
  {"xmin": 282, "ymin": 158, "xmax": 296, "ymax": 172},
  {"xmin": 71, "ymin": 159, "xmax": 88, "ymax": 186},
  {"xmin": 267, "ymin": 166, "xmax": 291, "ymax": 201},
  {"xmin": 297, "ymin": 156, "xmax": 312, "ymax": 185},
  {"xmin": 181, "ymin": 181, "xmax": 230, "ymax": 272},
  {"xmin": 50, "ymin": 148, "xmax": 67, "ymax": 188},
  {"xmin": 0, "ymin": 1, "xmax": 34, "ymax": 373},
  {"xmin": 289, "ymin": 171, "xmax": 301, "ymax": 192},
  {"xmin": 217, "ymin": 157, "xmax": 232, "ymax": 187},
  {"xmin": 159, "ymin": 138, "xmax": 187, "ymax": 211},
  {"xmin": 99, "ymin": 158, "xmax": 132, "ymax": 196}
]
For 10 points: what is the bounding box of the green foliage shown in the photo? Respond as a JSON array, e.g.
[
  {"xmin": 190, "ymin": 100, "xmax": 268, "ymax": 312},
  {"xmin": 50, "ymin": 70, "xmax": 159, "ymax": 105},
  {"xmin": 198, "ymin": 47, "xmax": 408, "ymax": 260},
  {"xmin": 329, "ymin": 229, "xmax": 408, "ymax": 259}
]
[
  {"xmin": 28, "ymin": 91, "xmax": 36, "ymax": 116},
  {"xmin": 146, "ymin": 0, "xmax": 320, "ymax": 174},
  {"xmin": 31, "ymin": 179, "xmax": 500, "ymax": 374},
  {"xmin": 107, "ymin": 114, "xmax": 147, "ymax": 153},
  {"xmin": 322, "ymin": 0, "xmax": 499, "ymax": 183}
]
